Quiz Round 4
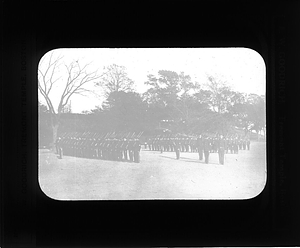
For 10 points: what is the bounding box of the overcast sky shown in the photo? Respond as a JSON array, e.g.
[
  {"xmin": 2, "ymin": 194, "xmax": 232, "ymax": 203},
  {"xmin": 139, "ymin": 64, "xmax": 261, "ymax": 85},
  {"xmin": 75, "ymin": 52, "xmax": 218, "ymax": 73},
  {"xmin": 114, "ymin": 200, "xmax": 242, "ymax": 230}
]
[{"xmin": 38, "ymin": 48, "xmax": 266, "ymax": 113}]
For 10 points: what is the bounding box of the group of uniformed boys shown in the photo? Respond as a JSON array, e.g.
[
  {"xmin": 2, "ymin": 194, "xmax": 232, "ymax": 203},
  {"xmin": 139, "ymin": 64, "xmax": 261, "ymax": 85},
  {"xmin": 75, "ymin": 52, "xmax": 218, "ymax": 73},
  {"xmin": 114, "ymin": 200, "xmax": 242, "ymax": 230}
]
[
  {"xmin": 146, "ymin": 135, "xmax": 251, "ymax": 165},
  {"xmin": 55, "ymin": 133, "xmax": 141, "ymax": 163},
  {"xmin": 54, "ymin": 131, "xmax": 250, "ymax": 165}
]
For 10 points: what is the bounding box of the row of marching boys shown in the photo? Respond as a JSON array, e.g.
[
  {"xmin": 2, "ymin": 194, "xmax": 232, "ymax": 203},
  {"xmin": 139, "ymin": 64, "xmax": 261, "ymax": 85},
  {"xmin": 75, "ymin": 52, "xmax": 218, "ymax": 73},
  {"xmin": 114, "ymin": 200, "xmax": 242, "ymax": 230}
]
[
  {"xmin": 146, "ymin": 135, "xmax": 250, "ymax": 154},
  {"xmin": 146, "ymin": 134, "xmax": 251, "ymax": 165},
  {"xmin": 55, "ymin": 132, "xmax": 142, "ymax": 163}
]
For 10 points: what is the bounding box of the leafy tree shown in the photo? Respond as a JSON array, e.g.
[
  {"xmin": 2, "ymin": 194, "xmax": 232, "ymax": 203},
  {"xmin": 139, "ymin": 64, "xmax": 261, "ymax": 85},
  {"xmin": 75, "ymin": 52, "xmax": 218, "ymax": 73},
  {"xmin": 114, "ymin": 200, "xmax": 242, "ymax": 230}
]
[
  {"xmin": 246, "ymin": 94, "xmax": 266, "ymax": 138},
  {"xmin": 100, "ymin": 91, "xmax": 147, "ymax": 132},
  {"xmin": 229, "ymin": 93, "xmax": 265, "ymax": 138},
  {"xmin": 143, "ymin": 70, "xmax": 199, "ymax": 123},
  {"xmin": 205, "ymin": 75, "xmax": 234, "ymax": 114},
  {"xmin": 196, "ymin": 75, "xmax": 237, "ymax": 134},
  {"xmin": 227, "ymin": 92, "xmax": 249, "ymax": 132},
  {"xmin": 142, "ymin": 72, "xmax": 265, "ymax": 136}
]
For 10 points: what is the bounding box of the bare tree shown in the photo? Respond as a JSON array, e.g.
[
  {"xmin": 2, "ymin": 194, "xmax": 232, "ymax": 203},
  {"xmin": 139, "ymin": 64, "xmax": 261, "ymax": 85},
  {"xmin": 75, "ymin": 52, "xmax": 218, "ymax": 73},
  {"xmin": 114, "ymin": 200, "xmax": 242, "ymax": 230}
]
[
  {"xmin": 96, "ymin": 64, "xmax": 134, "ymax": 96},
  {"xmin": 38, "ymin": 51, "xmax": 102, "ymax": 150}
]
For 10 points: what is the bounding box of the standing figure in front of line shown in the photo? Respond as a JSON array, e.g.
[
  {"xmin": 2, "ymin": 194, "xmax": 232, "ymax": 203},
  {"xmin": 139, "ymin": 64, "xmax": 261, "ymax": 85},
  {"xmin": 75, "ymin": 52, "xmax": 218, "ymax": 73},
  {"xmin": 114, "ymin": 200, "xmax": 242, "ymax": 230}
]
[
  {"xmin": 160, "ymin": 138, "xmax": 164, "ymax": 153},
  {"xmin": 128, "ymin": 139, "xmax": 134, "ymax": 162},
  {"xmin": 169, "ymin": 138, "xmax": 174, "ymax": 152},
  {"xmin": 246, "ymin": 138, "xmax": 250, "ymax": 150},
  {"xmin": 218, "ymin": 135, "xmax": 225, "ymax": 165},
  {"xmin": 242, "ymin": 138, "xmax": 247, "ymax": 150},
  {"xmin": 121, "ymin": 138, "xmax": 128, "ymax": 161},
  {"xmin": 133, "ymin": 139, "xmax": 141, "ymax": 163},
  {"xmin": 203, "ymin": 136, "xmax": 211, "ymax": 164},
  {"xmin": 197, "ymin": 135, "xmax": 203, "ymax": 160},
  {"xmin": 173, "ymin": 138, "xmax": 180, "ymax": 160}
]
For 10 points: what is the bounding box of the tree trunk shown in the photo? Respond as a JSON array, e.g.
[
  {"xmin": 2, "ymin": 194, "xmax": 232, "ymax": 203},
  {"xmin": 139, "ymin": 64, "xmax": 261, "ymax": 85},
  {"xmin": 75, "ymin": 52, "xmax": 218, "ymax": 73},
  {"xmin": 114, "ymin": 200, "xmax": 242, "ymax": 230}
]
[
  {"xmin": 51, "ymin": 124, "xmax": 59, "ymax": 152},
  {"xmin": 50, "ymin": 113, "xmax": 60, "ymax": 152}
]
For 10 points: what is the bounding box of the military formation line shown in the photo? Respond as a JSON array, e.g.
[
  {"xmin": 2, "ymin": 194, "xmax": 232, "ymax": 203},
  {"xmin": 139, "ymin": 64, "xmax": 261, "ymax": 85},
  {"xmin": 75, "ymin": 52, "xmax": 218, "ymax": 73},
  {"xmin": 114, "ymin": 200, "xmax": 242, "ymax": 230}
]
[
  {"xmin": 55, "ymin": 131, "xmax": 142, "ymax": 163},
  {"xmin": 55, "ymin": 131, "xmax": 251, "ymax": 165},
  {"xmin": 145, "ymin": 134, "xmax": 251, "ymax": 165}
]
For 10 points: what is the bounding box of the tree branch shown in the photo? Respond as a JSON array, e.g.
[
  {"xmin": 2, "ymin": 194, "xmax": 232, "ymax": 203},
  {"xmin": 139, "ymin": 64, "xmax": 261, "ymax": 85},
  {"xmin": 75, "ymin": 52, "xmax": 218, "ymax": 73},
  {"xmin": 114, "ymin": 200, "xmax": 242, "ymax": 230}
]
[
  {"xmin": 38, "ymin": 84, "xmax": 56, "ymax": 114},
  {"xmin": 60, "ymin": 68, "xmax": 102, "ymax": 110}
]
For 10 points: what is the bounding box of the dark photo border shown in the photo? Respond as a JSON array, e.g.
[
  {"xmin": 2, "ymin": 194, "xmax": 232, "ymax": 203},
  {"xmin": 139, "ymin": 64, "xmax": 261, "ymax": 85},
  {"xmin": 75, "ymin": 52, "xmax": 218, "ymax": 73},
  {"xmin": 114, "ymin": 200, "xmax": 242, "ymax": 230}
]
[{"xmin": 2, "ymin": 0, "xmax": 299, "ymax": 247}]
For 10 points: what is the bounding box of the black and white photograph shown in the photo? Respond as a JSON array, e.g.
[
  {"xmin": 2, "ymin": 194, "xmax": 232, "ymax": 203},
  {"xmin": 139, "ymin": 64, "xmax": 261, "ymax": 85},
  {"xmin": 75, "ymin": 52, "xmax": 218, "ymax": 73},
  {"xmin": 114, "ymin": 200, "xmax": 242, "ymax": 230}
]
[
  {"xmin": 4, "ymin": 0, "xmax": 300, "ymax": 246},
  {"xmin": 38, "ymin": 48, "xmax": 266, "ymax": 200}
]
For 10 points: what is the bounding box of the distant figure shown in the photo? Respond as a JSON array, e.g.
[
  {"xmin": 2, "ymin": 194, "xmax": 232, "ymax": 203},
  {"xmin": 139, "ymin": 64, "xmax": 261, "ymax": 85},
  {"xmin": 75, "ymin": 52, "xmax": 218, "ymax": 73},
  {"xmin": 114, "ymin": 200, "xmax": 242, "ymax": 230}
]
[
  {"xmin": 122, "ymin": 138, "xmax": 129, "ymax": 161},
  {"xmin": 218, "ymin": 136, "xmax": 225, "ymax": 165},
  {"xmin": 160, "ymin": 138, "xmax": 164, "ymax": 153},
  {"xmin": 133, "ymin": 139, "xmax": 141, "ymax": 163},
  {"xmin": 246, "ymin": 139, "xmax": 251, "ymax": 150},
  {"xmin": 169, "ymin": 138, "xmax": 174, "ymax": 152},
  {"xmin": 128, "ymin": 139, "xmax": 134, "ymax": 162},
  {"xmin": 148, "ymin": 138, "xmax": 153, "ymax": 151},
  {"xmin": 173, "ymin": 139, "xmax": 180, "ymax": 160},
  {"xmin": 212, "ymin": 138, "xmax": 218, "ymax": 153},
  {"xmin": 242, "ymin": 138, "xmax": 247, "ymax": 150},
  {"xmin": 203, "ymin": 137, "xmax": 211, "ymax": 164},
  {"xmin": 197, "ymin": 135, "xmax": 203, "ymax": 160}
]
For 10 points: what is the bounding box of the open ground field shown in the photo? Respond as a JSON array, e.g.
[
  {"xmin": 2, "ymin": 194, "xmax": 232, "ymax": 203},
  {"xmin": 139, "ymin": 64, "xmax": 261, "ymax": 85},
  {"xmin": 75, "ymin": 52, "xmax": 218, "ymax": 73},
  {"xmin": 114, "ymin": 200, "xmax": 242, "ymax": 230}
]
[{"xmin": 39, "ymin": 141, "xmax": 266, "ymax": 200}]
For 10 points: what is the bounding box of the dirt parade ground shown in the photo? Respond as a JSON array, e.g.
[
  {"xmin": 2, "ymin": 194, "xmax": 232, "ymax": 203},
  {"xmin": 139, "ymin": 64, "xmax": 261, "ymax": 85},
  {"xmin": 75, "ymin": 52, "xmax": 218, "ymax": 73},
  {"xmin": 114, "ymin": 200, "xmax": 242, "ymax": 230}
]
[{"xmin": 39, "ymin": 141, "xmax": 266, "ymax": 200}]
